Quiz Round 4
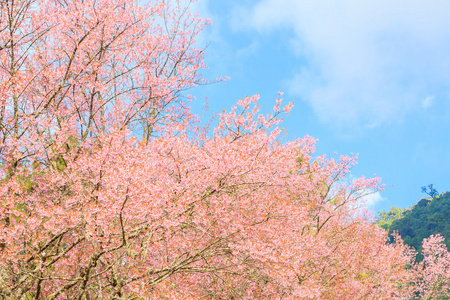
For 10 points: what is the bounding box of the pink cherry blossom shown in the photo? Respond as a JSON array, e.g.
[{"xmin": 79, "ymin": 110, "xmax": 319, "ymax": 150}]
[{"xmin": 0, "ymin": 0, "xmax": 432, "ymax": 299}]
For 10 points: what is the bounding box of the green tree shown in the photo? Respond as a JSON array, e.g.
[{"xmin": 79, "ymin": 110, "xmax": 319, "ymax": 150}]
[
  {"xmin": 375, "ymin": 206, "xmax": 406, "ymax": 231},
  {"xmin": 377, "ymin": 191, "xmax": 450, "ymax": 262}
]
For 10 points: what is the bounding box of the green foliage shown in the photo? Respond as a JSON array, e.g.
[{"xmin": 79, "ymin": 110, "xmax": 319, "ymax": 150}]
[
  {"xmin": 376, "ymin": 191, "xmax": 450, "ymax": 261},
  {"xmin": 421, "ymin": 184, "xmax": 439, "ymax": 198},
  {"xmin": 376, "ymin": 206, "xmax": 406, "ymax": 231}
]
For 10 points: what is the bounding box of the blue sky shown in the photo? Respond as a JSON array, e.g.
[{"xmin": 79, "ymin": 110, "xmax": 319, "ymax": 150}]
[{"xmin": 186, "ymin": 0, "xmax": 450, "ymax": 213}]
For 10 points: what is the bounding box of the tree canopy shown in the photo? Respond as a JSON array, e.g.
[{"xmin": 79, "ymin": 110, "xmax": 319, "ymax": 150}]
[{"xmin": 0, "ymin": 0, "xmax": 449, "ymax": 299}]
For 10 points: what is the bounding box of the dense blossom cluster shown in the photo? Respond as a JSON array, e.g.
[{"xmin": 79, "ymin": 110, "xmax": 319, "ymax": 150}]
[{"xmin": 0, "ymin": 0, "xmax": 449, "ymax": 299}]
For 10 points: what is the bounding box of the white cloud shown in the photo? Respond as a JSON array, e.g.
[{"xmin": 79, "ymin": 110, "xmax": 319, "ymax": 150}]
[
  {"xmin": 421, "ymin": 96, "xmax": 434, "ymax": 109},
  {"xmin": 234, "ymin": 0, "xmax": 450, "ymax": 130},
  {"xmin": 361, "ymin": 191, "xmax": 386, "ymax": 209}
]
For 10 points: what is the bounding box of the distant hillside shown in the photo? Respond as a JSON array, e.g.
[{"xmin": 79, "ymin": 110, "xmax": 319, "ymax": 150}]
[{"xmin": 375, "ymin": 191, "xmax": 450, "ymax": 261}]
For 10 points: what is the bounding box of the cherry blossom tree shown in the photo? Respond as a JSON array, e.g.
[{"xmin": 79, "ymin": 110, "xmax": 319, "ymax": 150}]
[
  {"xmin": 412, "ymin": 235, "xmax": 450, "ymax": 299},
  {"xmin": 0, "ymin": 0, "xmax": 420, "ymax": 299}
]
